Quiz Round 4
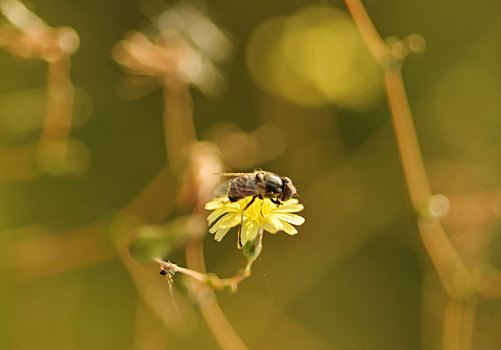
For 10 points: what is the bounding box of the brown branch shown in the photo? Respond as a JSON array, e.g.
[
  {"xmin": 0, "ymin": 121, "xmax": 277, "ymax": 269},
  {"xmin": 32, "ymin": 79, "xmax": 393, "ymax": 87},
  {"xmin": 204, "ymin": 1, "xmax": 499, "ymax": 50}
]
[
  {"xmin": 116, "ymin": 233, "xmax": 197, "ymax": 334},
  {"xmin": 151, "ymin": 228, "xmax": 264, "ymax": 350},
  {"xmin": 344, "ymin": 0, "xmax": 473, "ymax": 298},
  {"xmin": 344, "ymin": 0, "xmax": 389, "ymax": 66},
  {"xmin": 160, "ymin": 66, "xmax": 248, "ymax": 348},
  {"xmin": 153, "ymin": 229, "xmax": 264, "ymax": 291},
  {"xmin": 184, "ymin": 241, "xmax": 248, "ymax": 350},
  {"xmin": 344, "ymin": 1, "xmax": 479, "ymax": 349},
  {"xmin": 199, "ymin": 298, "xmax": 248, "ymax": 350},
  {"xmin": 442, "ymin": 298, "xmax": 477, "ymax": 350},
  {"xmin": 39, "ymin": 54, "xmax": 74, "ymax": 147},
  {"xmin": 0, "ymin": 225, "xmax": 112, "ymax": 281},
  {"xmin": 1, "ymin": 167, "xmax": 175, "ymax": 281},
  {"xmin": 162, "ymin": 81, "xmax": 197, "ymax": 174},
  {"xmin": 132, "ymin": 298, "xmax": 168, "ymax": 350}
]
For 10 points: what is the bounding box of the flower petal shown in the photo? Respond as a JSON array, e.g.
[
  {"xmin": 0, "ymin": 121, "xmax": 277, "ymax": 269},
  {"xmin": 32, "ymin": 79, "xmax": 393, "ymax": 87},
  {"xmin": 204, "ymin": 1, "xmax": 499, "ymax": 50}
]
[
  {"xmin": 240, "ymin": 225, "xmax": 249, "ymax": 246},
  {"xmin": 273, "ymin": 203, "xmax": 304, "ymax": 213},
  {"xmin": 205, "ymin": 193, "xmax": 304, "ymax": 243},
  {"xmin": 209, "ymin": 213, "xmax": 238, "ymax": 233},
  {"xmin": 207, "ymin": 209, "xmax": 228, "ymax": 225},
  {"xmin": 281, "ymin": 221, "xmax": 298, "ymax": 235},
  {"xmin": 205, "ymin": 199, "xmax": 225, "ymax": 210},
  {"xmin": 215, "ymin": 227, "xmax": 230, "ymax": 241},
  {"xmin": 267, "ymin": 215, "xmax": 284, "ymax": 232},
  {"xmin": 209, "ymin": 220, "xmax": 222, "ymax": 233},
  {"xmin": 219, "ymin": 213, "xmax": 242, "ymax": 228},
  {"xmin": 273, "ymin": 213, "xmax": 305, "ymax": 226},
  {"xmin": 261, "ymin": 220, "xmax": 279, "ymax": 233},
  {"xmin": 246, "ymin": 222, "xmax": 260, "ymax": 241}
]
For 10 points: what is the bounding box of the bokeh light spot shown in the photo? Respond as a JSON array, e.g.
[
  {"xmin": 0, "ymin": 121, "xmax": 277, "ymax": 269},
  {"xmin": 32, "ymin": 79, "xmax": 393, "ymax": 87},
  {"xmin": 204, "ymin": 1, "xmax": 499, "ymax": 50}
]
[{"xmin": 246, "ymin": 6, "xmax": 383, "ymax": 110}]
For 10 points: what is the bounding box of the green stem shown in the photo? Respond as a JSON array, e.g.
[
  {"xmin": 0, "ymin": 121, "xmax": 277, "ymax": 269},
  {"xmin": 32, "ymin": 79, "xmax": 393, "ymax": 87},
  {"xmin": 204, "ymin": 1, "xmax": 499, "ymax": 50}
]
[{"xmin": 153, "ymin": 229, "xmax": 264, "ymax": 292}]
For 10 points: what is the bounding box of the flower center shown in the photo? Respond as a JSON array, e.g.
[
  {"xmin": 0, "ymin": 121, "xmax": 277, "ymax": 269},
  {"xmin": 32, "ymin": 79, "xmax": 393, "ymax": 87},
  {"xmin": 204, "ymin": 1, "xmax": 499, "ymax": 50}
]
[{"xmin": 241, "ymin": 197, "xmax": 273, "ymax": 223}]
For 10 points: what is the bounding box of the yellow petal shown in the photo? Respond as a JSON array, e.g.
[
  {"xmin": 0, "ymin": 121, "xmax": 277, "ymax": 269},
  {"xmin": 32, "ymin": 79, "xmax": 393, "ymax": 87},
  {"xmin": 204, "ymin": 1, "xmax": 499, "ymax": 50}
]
[
  {"xmin": 215, "ymin": 227, "xmax": 230, "ymax": 241},
  {"xmin": 205, "ymin": 199, "xmax": 225, "ymax": 210},
  {"xmin": 209, "ymin": 222, "xmax": 221, "ymax": 233},
  {"xmin": 209, "ymin": 213, "xmax": 238, "ymax": 233},
  {"xmin": 267, "ymin": 215, "xmax": 284, "ymax": 232},
  {"xmin": 207, "ymin": 209, "xmax": 228, "ymax": 225},
  {"xmin": 273, "ymin": 202, "xmax": 304, "ymax": 213},
  {"xmin": 246, "ymin": 222, "xmax": 260, "ymax": 241},
  {"xmin": 240, "ymin": 225, "xmax": 249, "ymax": 246},
  {"xmin": 218, "ymin": 213, "xmax": 241, "ymax": 228},
  {"xmin": 205, "ymin": 194, "xmax": 305, "ymax": 242},
  {"xmin": 281, "ymin": 221, "xmax": 298, "ymax": 235},
  {"xmin": 261, "ymin": 220, "xmax": 279, "ymax": 233},
  {"xmin": 274, "ymin": 213, "xmax": 305, "ymax": 225}
]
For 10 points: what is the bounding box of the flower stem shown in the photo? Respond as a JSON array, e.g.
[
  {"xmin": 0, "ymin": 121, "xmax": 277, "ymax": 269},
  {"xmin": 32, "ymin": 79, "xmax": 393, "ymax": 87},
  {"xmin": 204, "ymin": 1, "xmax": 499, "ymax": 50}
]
[
  {"xmin": 154, "ymin": 253, "xmax": 257, "ymax": 291},
  {"xmin": 154, "ymin": 229, "xmax": 264, "ymax": 291}
]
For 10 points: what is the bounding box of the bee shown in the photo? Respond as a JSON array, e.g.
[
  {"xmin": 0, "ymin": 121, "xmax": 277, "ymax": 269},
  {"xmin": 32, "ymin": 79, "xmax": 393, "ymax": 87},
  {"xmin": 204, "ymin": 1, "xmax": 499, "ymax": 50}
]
[
  {"xmin": 225, "ymin": 170, "xmax": 297, "ymax": 205},
  {"xmin": 220, "ymin": 170, "xmax": 298, "ymax": 247}
]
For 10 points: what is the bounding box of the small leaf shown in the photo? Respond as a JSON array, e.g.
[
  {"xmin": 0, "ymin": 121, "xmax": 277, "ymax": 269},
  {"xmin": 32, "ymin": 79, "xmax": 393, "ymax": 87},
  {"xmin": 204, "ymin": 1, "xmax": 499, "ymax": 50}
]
[
  {"xmin": 129, "ymin": 216, "xmax": 197, "ymax": 263},
  {"xmin": 243, "ymin": 236, "xmax": 262, "ymax": 260}
]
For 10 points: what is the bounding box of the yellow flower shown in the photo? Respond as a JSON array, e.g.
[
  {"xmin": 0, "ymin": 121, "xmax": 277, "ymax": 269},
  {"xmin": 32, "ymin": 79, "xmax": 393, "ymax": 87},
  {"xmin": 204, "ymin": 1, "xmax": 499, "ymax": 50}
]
[{"xmin": 205, "ymin": 196, "xmax": 305, "ymax": 246}]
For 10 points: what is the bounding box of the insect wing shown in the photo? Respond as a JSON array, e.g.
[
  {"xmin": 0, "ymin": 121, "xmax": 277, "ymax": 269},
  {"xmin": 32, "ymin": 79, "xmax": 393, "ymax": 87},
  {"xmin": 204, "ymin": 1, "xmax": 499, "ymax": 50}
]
[
  {"xmin": 216, "ymin": 172, "xmax": 253, "ymax": 177},
  {"xmin": 213, "ymin": 179, "xmax": 231, "ymax": 197},
  {"xmin": 229, "ymin": 175, "xmax": 261, "ymax": 201},
  {"xmin": 213, "ymin": 172, "xmax": 252, "ymax": 197}
]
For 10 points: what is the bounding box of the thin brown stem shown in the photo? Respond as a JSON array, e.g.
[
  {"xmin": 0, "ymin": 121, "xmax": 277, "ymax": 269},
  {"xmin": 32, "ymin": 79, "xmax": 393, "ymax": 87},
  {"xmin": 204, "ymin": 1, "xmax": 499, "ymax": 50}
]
[
  {"xmin": 199, "ymin": 300, "xmax": 248, "ymax": 350},
  {"xmin": 344, "ymin": 0, "xmax": 472, "ymax": 298},
  {"xmin": 162, "ymin": 81, "xmax": 197, "ymax": 173},
  {"xmin": 160, "ymin": 74, "xmax": 248, "ymax": 349},
  {"xmin": 187, "ymin": 237, "xmax": 249, "ymax": 349},
  {"xmin": 154, "ymin": 249, "xmax": 258, "ymax": 292},
  {"xmin": 184, "ymin": 239, "xmax": 248, "ymax": 350},
  {"xmin": 155, "ymin": 237, "xmax": 254, "ymax": 350},
  {"xmin": 154, "ymin": 229, "xmax": 263, "ymax": 292},
  {"xmin": 442, "ymin": 298, "xmax": 477, "ymax": 350},
  {"xmin": 384, "ymin": 70, "xmax": 431, "ymax": 207},
  {"xmin": 344, "ymin": 0, "xmax": 388, "ymax": 66},
  {"xmin": 132, "ymin": 298, "xmax": 168, "ymax": 350},
  {"xmin": 117, "ymin": 239, "xmax": 196, "ymax": 333},
  {"xmin": 344, "ymin": 1, "xmax": 478, "ymax": 349},
  {"xmin": 39, "ymin": 55, "xmax": 74, "ymax": 147}
]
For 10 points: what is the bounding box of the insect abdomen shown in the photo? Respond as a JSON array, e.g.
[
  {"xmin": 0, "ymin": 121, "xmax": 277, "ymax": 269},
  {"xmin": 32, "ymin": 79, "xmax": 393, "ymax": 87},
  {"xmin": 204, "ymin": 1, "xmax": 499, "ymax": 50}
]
[
  {"xmin": 227, "ymin": 175, "xmax": 258, "ymax": 202},
  {"xmin": 228, "ymin": 188, "xmax": 245, "ymax": 202}
]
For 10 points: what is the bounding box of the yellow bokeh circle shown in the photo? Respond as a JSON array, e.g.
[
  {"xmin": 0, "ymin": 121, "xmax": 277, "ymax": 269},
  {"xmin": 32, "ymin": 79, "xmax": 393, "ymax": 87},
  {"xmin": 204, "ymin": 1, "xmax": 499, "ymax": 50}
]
[{"xmin": 246, "ymin": 6, "xmax": 382, "ymax": 110}]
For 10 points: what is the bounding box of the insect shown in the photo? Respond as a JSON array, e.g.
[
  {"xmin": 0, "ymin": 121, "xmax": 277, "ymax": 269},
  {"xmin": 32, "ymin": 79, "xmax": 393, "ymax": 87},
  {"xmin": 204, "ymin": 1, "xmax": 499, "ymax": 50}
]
[{"xmin": 220, "ymin": 170, "xmax": 298, "ymax": 247}]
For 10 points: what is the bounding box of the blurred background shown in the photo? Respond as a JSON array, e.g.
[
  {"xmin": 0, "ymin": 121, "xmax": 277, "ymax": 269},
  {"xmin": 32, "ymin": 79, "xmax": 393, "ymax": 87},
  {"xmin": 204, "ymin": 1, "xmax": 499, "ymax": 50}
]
[{"xmin": 1, "ymin": 0, "xmax": 501, "ymax": 349}]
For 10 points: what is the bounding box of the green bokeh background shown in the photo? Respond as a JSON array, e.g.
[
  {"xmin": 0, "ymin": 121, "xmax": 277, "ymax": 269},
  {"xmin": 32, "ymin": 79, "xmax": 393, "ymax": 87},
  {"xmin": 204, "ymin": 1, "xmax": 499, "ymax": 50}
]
[{"xmin": 1, "ymin": 0, "xmax": 501, "ymax": 349}]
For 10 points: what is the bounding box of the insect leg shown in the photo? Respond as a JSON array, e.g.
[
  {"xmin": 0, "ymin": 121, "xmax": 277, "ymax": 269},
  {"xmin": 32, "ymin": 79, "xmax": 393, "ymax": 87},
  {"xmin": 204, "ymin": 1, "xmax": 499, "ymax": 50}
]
[
  {"xmin": 270, "ymin": 198, "xmax": 282, "ymax": 206},
  {"xmin": 243, "ymin": 195, "xmax": 258, "ymax": 211},
  {"xmin": 237, "ymin": 219, "xmax": 243, "ymax": 248},
  {"xmin": 238, "ymin": 195, "xmax": 258, "ymax": 248}
]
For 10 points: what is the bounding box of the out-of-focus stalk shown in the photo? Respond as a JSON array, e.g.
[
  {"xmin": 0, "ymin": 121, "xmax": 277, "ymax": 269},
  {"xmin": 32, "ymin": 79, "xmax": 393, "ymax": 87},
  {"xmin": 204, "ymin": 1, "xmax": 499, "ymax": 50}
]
[
  {"xmin": 344, "ymin": 0, "xmax": 477, "ymax": 348},
  {"xmin": 344, "ymin": 0, "xmax": 472, "ymax": 297},
  {"xmin": 161, "ymin": 83, "xmax": 248, "ymax": 349},
  {"xmin": 0, "ymin": 0, "xmax": 80, "ymax": 177}
]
